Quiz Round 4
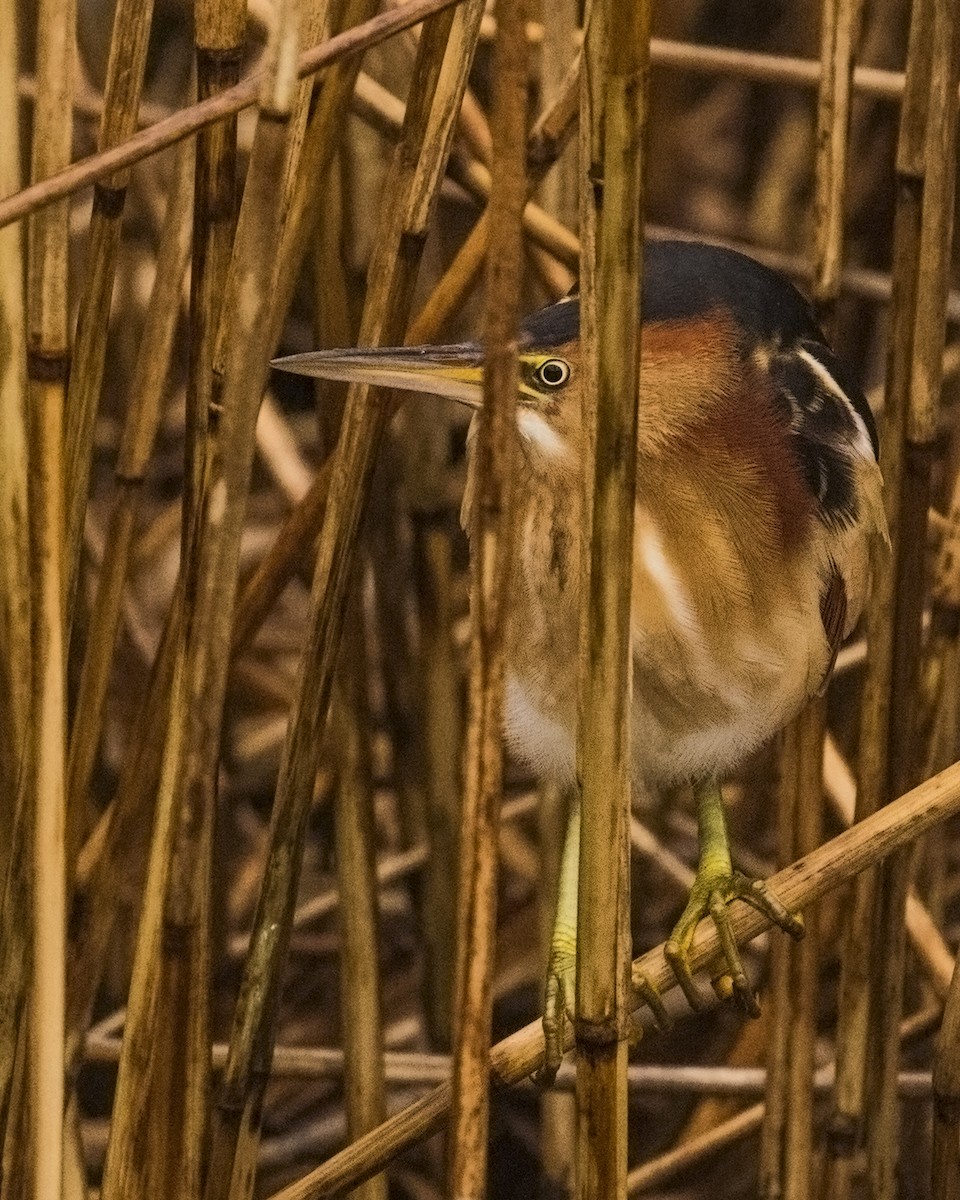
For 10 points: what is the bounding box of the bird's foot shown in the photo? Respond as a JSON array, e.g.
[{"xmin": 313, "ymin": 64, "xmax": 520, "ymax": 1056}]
[
  {"xmin": 663, "ymin": 869, "xmax": 804, "ymax": 1016},
  {"xmin": 631, "ymin": 971, "xmax": 673, "ymax": 1037},
  {"xmin": 537, "ymin": 941, "xmax": 576, "ymax": 1086},
  {"xmin": 538, "ymin": 951, "xmax": 673, "ymax": 1086}
]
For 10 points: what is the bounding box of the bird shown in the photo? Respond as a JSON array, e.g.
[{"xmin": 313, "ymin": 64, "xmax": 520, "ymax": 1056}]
[{"xmin": 274, "ymin": 238, "xmax": 888, "ymax": 1078}]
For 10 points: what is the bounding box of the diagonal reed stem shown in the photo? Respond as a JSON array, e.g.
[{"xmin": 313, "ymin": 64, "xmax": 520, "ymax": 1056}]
[{"xmin": 266, "ymin": 757, "xmax": 960, "ymax": 1200}]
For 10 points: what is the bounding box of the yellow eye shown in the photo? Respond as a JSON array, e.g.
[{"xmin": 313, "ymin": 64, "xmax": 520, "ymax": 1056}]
[{"xmin": 534, "ymin": 358, "xmax": 570, "ymax": 389}]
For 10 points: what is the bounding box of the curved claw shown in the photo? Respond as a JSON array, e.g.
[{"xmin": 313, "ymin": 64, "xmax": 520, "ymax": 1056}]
[
  {"xmin": 536, "ymin": 951, "xmax": 575, "ymax": 1087},
  {"xmin": 664, "ymin": 937, "xmax": 707, "ymax": 1012},
  {"xmin": 665, "ymin": 871, "xmax": 800, "ymax": 1018},
  {"xmin": 633, "ymin": 971, "xmax": 673, "ymax": 1033}
]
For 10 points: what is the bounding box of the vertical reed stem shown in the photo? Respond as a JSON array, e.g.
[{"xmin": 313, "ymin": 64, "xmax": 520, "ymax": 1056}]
[
  {"xmin": 0, "ymin": 1, "xmax": 29, "ymax": 855},
  {"xmin": 187, "ymin": 0, "xmax": 245, "ymax": 534},
  {"xmin": 24, "ymin": 0, "xmax": 74, "ymax": 1194},
  {"xmin": 447, "ymin": 0, "xmax": 527, "ymax": 1192},
  {"xmin": 575, "ymin": 2, "xmax": 651, "ymax": 1197},
  {"xmin": 333, "ymin": 613, "xmax": 387, "ymax": 1200}
]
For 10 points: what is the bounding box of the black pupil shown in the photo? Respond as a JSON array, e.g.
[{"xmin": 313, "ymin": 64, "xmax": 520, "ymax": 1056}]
[{"xmin": 540, "ymin": 361, "xmax": 565, "ymax": 386}]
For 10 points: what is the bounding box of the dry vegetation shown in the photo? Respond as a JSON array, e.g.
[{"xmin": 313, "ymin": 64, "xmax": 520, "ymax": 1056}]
[{"xmin": 2, "ymin": 0, "xmax": 960, "ymax": 1197}]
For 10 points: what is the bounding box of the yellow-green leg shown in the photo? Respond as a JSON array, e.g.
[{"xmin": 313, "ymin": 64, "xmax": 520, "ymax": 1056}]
[
  {"xmin": 538, "ymin": 799, "xmax": 670, "ymax": 1085},
  {"xmin": 664, "ymin": 776, "xmax": 804, "ymax": 1014},
  {"xmin": 539, "ymin": 800, "xmax": 579, "ymax": 1083}
]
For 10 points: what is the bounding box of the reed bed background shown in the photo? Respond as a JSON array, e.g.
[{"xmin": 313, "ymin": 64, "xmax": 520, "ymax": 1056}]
[{"xmin": 1, "ymin": 0, "xmax": 959, "ymax": 1197}]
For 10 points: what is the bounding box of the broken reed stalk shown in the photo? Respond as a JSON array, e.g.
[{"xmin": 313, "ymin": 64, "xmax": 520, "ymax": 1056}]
[
  {"xmin": 824, "ymin": 0, "xmax": 932, "ymax": 1191},
  {"xmin": 447, "ymin": 1, "xmax": 526, "ymax": 1194},
  {"xmin": 0, "ymin": 4, "xmax": 29, "ymax": 861},
  {"xmin": 186, "ymin": 0, "xmax": 245, "ymax": 538},
  {"xmin": 62, "ymin": 0, "xmax": 157, "ymax": 617},
  {"xmin": 65, "ymin": 140, "xmax": 193, "ymax": 864},
  {"xmin": 20, "ymin": 0, "xmax": 74, "ymax": 1191},
  {"xmin": 266, "ymin": 757, "xmax": 960, "ymax": 1200},
  {"xmin": 574, "ymin": 2, "xmax": 651, "ymax": 1197},
  {"xmin": 0, "ymin": 0, "xmax": 464, "ymax": 231},
  {"xmin": 332, "ymin": 614, "xmax": 387, "ymax": 1200},
  {"xmin": 870, "ymin": 6, "xmax": 960, "ymax": 1197},
  {"xmin": 97, "ymin": 9, "xmax": 302, "ymax": 1196},
  {"xmin": 204, "ymin": 4, "xmax": 487, "ymax": 1190}
]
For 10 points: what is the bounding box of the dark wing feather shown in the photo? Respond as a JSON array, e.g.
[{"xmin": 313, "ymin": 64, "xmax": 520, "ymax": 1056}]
[{"xmin": 818, "ymin": 563, "xmax": 848, "ymax": 693}]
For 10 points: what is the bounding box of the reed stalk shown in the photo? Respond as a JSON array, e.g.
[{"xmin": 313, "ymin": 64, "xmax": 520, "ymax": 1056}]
[
  {"xmin": 782, "ymin": 701, "xmax": 825, "ymax": 1200},
  {"xmin": 266, "ymin": 0, "xmax": 381, "ymax": 365},
  {"xmin": 332, "ymin": 614, "xmax": 387, "ymax": 1200},
  {"xmin": 758, "ymin": 728, "xmax": 796, "ymax": 1198},
  {"xmin": 265, "ymin": 756, "xmax": 960, "ymax": 1200},
  {"xmin": 65, "ymin": 0, "xmax": 422, "ymax": 1093},
  {"xmin": 0, "ymin": 4, "xmax": 29, "ymax": 858},
  {"xmin": 408, "ymin": 499, "xmax": 463, "ymax": 1046},
  {"xmin": 0, "ymin": 15, "xmax": 28, "ymax": 1151},
  {"xmin": 186, "ymin": 0, "xmax": 245, "ymax": 535},
  {"xmin": 574, "ymin": 3, "xmax": 651, "ymax": 1198},
  {"xmin": 22, "ymin": 0, "xmax": 74, "ymax": 1195},
  {"xmin": 447, "ymin": 0, "xmax": 526, "ymax": 1192}
]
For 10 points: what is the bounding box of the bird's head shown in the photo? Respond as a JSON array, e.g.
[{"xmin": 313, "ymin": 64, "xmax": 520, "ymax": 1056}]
[{"xmin": 271, "ymin": 297, "xmax": 584, "ymax": 472}]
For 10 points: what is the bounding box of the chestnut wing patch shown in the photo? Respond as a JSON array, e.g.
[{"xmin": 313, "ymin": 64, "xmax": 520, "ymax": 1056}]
[{"xmin": 818, "ymin": 563, "xmax": 848, "ymax": 692}]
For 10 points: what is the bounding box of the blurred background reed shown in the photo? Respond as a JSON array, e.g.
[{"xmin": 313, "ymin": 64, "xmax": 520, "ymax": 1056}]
[{"xmin": 2, "ymin": 0, "xmax": 960, "ymax": 1197}]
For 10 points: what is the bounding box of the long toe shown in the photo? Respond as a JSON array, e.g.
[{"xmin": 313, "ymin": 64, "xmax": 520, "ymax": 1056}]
[{"xmin": 737, "ymin": 873, "xmax": 805, "ymax": 939}]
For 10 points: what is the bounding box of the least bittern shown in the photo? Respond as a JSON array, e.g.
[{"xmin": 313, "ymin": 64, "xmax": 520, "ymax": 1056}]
[{"xmin": 274, "ymin": 239, "xmax": 888, "ymax": 1077}]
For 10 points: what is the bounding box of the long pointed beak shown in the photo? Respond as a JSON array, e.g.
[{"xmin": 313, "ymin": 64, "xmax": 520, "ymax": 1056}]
[{"xmin": 271, "ymin": 344, "xmax": 484, "ymax": 409}]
